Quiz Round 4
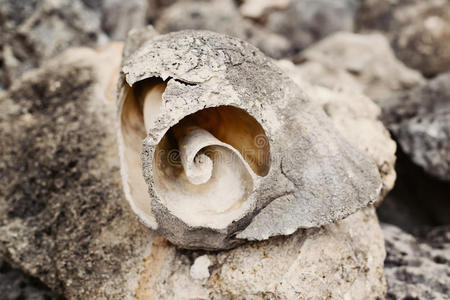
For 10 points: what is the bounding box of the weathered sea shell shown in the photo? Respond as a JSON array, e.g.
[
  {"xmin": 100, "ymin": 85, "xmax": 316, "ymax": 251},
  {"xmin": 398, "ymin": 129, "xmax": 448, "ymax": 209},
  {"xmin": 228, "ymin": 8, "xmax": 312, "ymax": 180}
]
[{"xmin": 117, "ymin": 27, "xmax": 382, "ymax": 249}]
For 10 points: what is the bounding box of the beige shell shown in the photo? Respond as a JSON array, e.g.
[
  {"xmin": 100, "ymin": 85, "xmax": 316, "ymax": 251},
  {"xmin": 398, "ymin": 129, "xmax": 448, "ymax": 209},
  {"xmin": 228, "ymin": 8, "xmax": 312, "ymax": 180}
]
[{"xmin": 116, "ymin": 28, "xmax": 382, "ymax": 249}]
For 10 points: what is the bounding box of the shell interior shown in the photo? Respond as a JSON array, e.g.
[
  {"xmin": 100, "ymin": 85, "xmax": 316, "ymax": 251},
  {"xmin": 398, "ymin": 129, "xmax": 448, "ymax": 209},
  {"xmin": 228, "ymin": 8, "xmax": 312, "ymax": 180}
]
[{"xmin": 120, "ymin": 78, "xmax": 271, "ymax": 229}]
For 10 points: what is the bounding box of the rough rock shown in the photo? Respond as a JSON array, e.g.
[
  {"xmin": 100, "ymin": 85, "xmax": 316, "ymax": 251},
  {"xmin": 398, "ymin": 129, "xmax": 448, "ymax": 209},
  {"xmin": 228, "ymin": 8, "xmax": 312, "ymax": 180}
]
[
  {"xmin": 295, "ymin": 32, "xmax": 425, "ymax": 103},
  {"xmin": 118, "ymin": 29, "xmax": 382, "ymax": 249},
  {"xmin": 377, "ymin": 147, "xmax": 450, "ymax": 230},
  {"xmin": 81, "ymin": 0, "xmax": 149, "ymax": 41},
  {"xmin": 0, "ymin": 0, "xmax": 107, "ymax": 90},
  {"xmin": 0, "ymin": 0, "xmax": 150, "ymax": 91},
  {"xmin": 383, "ymin": 224, "xmax": 450, "ymax": 300},
  {"xmin": 0, "ymin": 259, "xmax": 61, "ymax": 300},
  {"xmin": 0, "ymin": 42, "xmax": 391, "ymax": 298},
  {"xmin": 154, "ymin": 0, "xmax": 291, "ymax": 59},
  {"xmin": 263, "ymin": 0, "xmax": 358, "ymax": 53},
  {"xmin": 277, "ymin": 60, "xmax": 397, "ymax": 200},
  {"xmin": 357, "ymin": 0, "xmax": 450, "ymax": 77},
  {"xmin": 138, "ymin": 207, "xmax": 386, "ymax": 300},
  {"xmin": 382, "ymin": 73, "xmax": 450, "ymax": 181},
  {"xmin": 0, "ymin": 43, "xmax": 158, "ymax": 299},
  {"xmin": 146, "ymin": 0, "xmax": 178, "ymax": 23},
  {"xmin": 239, "ymin": 0, "xmax": 291, "ymax": 19}
]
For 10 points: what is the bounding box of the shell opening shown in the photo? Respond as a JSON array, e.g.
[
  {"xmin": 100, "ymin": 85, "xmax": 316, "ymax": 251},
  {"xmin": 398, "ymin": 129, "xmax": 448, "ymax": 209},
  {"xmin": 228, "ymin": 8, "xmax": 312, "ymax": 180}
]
[
  {"xmin": 121, "ymin": 78, "xmax": 271, "ymax": 229},
  {"xmin": 118, "ymin": 78, "xmax": 166, "ymax": 227},
  {"xmin": 150, "ymin": 105, "xmax": 271, "ymax": 228}
]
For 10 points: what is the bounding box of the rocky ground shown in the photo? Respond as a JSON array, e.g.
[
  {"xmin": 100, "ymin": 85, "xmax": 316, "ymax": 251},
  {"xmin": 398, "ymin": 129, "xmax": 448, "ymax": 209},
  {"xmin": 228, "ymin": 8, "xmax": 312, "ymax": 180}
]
[{"xmin": 0, "ymin": 0, "xmax": 449, "ymax": 299}]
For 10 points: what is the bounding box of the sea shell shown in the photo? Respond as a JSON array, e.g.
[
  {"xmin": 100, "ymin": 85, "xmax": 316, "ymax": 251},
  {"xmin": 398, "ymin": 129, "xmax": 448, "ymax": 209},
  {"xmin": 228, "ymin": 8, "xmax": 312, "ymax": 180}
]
[{"xmin": 117, "ymin": 27, "xmax": 382, "ymax": 249}]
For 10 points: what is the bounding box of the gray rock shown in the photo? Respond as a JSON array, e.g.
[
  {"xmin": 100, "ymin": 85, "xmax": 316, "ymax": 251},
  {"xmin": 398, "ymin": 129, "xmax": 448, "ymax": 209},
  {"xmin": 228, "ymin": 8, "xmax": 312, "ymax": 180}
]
[
  {"xmin": 377, "ymin": 147, "xmax": 450, "ymax": 230},
  {"xmin": 154, "ymin": 0, "xmax": 291, "ymax": 59},
  {"xmin": 118, "ymin": 29, "xmax": 382, "ymax": 249},
  {"xmin": 264, "ymin": 0, "xmax": 358, "ymax": 53},
  {"xmin": 82, "ymin": 0, "xmax": 149, "ymax": 41},
  {"xmin": 239, "ymin": 0, "xmax": 291, "ymax": 19},
  {"xmin": 295, "ymin": 32, "xmax": 425, "ymax": 103},
  {"xmin": 138, "ymin": 207, "xmax": 386, "ymax": 300},
  {"xmin": 357, "ymin": 0, "xmax": 450, "ymax": 77},
  {"xmin": 383, "ymin": 224, "xmax": 450, "ymax": 300},
  {"xmin": 145, "ymin": 0, "xmax": 178, "ymax": 23},
  {"xmin": 0, "ymin": 43, "xmax": 391, "ymax": 299},
  {"xmin": 0, "ymin": 259, "xmax": 61, "ymax": 300},
  {"xmin": 382, "ymin": 73, "xmax": 450, "ymax": 181},
  {"xmin": 0, "ymin": 44, "xmax": 157, "ymax": 299},
  {"xmin": 0, "ymin": 0, "xmax": 107, "ymax": 90},
  {"xmin": 0, "ymin": 0, "xmax": 151, "ymax": 92}
]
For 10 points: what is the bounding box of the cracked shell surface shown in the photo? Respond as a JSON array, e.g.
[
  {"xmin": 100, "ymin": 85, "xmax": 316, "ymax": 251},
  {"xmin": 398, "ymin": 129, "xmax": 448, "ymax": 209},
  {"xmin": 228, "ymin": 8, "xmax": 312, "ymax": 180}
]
[{"xmin": 117, "ymin": 29, "xmax": 383, "ymax": 249}]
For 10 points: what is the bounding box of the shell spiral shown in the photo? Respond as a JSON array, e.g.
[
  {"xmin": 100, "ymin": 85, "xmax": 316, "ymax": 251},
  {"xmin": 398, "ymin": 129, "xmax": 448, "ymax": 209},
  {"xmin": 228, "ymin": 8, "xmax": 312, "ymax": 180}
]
[{"xmin": 117, "ymin": 29, "xmax": 382, "ymax": 250}]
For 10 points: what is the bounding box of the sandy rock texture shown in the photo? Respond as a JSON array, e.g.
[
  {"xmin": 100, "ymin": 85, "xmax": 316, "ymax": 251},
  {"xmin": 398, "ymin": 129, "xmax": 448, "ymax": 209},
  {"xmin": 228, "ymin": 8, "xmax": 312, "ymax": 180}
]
[
  {"xmin": 263, "ymin": 0, "xmax": 358, "ymax": 53},
  {"xmin": 294, "ymin": 32, "xmax": 425, "ymax": 103},
  {"xmin": 0, "ymin": 35, "xmax": 395, "ymax": 298},
  {"xmin": 0, "ymin": 0, "xmax": 149, "ymax": 91},
  {"xmin": 154, "ymin": 0, "xmax": 291, "ymax": 59},
  {"xmin": 382, "ymin": 73, "xmax": 450, "ymax": 182},
  {"xmin": 377, "ymin": 146, "xmax": 450, "ymax": 230},
  {"xmin": 383, "ymin": 224, "xmax": 450, "ymax": 300},
  {"xmin": 0, "ymin": 44, "xmax": 158, "ymax": 299},
  {"xmin": 0, "ymin": 0, "xmax": 106, "ymax": 90},
  {"xmin": 0, "ymin": 259, "xmax": 60, "ymax": 300},
  {"xmin": 239, "ymin": 0, "xmax": 291, "ymax": 19},
  {"xmin": 357, "ymin": 0, "xmax": 450, "ymax": 77},
  {"xmin": 81, "ymin": 0, "xmax": 149, "ymax": 41},
  {"xmin": 138, "ymin": 207, "xmax": 386, "ymax": 300}
]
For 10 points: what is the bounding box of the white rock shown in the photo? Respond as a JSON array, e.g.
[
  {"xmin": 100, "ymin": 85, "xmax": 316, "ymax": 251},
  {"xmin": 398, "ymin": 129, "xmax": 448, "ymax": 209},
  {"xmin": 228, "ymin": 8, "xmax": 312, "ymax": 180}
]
[{"xmin": 190, "ymin": 255, "xmax": 212, "ymax": 280}]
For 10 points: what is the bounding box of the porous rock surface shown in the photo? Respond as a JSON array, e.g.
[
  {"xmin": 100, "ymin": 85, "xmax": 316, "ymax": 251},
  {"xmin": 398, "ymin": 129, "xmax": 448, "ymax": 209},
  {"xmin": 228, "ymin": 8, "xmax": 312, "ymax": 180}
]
[
  {"xmin": 154, "ymin": 0, "xmax": 291, "ymax": 59},
  {"xmin": 263, "ymin": 0, "xmax": 358, "ymax": 53},
  {"xmin": 0, "ymin": 0, "xmax": 149, "ymax": 91},
  {"xmin": 0, "ymin": 259, "xmax": 61, "ymax": 300},
  {"xmin": 81, "ymin": 0, "xmax": 149, "ymax": 41},
  {"xmin": 0, "ymin": 44, "xmax": 158, "ymax": 299},
  {"xmin": 383, "ymin": 224, "xmax": 450, "ymax": 300},
  {"xmin": 239, "ymin": 0, "xmax": 291, "ymax": 19},
  {"xmin": 357, "ymin": 0, "xmax": 450, "ymax": 76},
  {"xmin": 295, "ymin": 32, "xmax": 425, "ymax": 103},
  {"xmin": 0, "ymin": 41, "xmax": 393, "ymax": 298},
  {"xmin": 0, "ymin": 0, "xmax": 106, "ymax": 90},
  {"xmin": 138, "ymin": 207, "xmax": 386, "ymax": 300},
  {"xmin": 382, "ymin": 73, "xmax": 450, "ymax": 181}
]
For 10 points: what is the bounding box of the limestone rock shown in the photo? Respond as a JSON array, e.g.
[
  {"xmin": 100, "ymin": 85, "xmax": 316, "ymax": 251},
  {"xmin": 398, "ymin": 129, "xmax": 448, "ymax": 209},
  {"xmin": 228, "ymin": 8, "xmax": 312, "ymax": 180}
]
[
  {"xmin": 239, "ymin": 0, "xmax": 291, "ymax": 19},
  {"xmin": 146, "ymin": 0, "xmax": 178, "ymax": 23},
  {"xmin": 377, "ymin": 146, "xmax": 450, "ymax": 230},
  {"xmin": 81, "ymin": 0, "xmax": 149, "ymax": 41},
  {"xmin": 0, "ymin": 259, "xmax": 60, "ymax": 300},
  {"xmin": 383, "ymin": 224, "xmax": 450, "ymax": 300},
  {"xmin": 264, "ymin": 0, "xmax": 358, "ymax": 52},
  {"xmin": 0, "ymin": 0, "xmax": 107, "ymax": 90},
  {"xmin": 382, "ymin": 73, "xmax": 450, "ymax": 181},
  {"xmin": 117, "ymin": 29, "xmax": 382, "ymax": 249},
  {"xmin": 154, "ymin": 0, "xmax": 291, "ymax": 59},
  {"xmin": 295, "ymin": 32, "xmax": 425, "ymax": 103},
  {"xmin": 357, "ymin": 0, "xmax": 450, "ymax": 76},
  {"xmin": 0, "ymin": 44, "xmax": 158, "ymax": 299},
  {"xmin": 0, "ymin": 42, "xmax": 389, "ymax": 299},
  {"xmin": 139, "ymin": 207, "xmax": 386, "ymax": 300}
]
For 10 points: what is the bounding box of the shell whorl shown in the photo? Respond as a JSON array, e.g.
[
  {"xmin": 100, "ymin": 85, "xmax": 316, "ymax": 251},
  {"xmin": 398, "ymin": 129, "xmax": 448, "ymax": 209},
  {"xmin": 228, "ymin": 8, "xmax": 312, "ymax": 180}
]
[
  {"xmin": 117, "ymin": 29, "xmax": 382, "ymax": 250},
  {"xmin": 142, "ymin": 85, "xmax": 262, "ymax": 228}
]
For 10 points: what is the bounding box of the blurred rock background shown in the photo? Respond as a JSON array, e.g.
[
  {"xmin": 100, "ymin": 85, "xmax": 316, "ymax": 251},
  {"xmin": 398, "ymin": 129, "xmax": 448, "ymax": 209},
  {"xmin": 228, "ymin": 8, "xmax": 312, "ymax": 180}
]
[{"xmin": 0, "ymin": 0, "xmax": 448, "ymax": 299}]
